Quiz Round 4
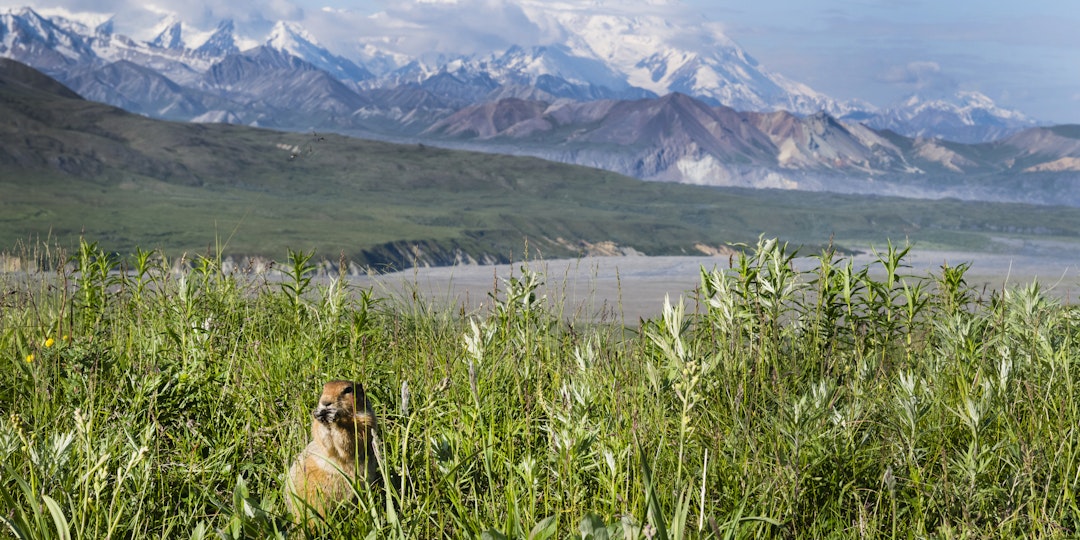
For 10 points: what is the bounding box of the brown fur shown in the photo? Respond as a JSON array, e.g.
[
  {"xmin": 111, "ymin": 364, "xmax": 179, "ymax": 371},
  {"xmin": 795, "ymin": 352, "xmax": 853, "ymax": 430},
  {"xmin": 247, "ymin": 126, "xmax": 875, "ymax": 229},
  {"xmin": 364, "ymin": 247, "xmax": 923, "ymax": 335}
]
[{"xmin": 286, "ymin": 380, "xmax": 380, "ymax": 523}]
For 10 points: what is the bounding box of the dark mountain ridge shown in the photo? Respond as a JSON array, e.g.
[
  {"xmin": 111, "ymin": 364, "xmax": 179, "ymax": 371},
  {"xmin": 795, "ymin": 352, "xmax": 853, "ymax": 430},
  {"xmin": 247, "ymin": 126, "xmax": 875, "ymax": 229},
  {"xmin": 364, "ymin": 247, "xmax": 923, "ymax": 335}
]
[{"xmin": 422, "ymin": 93, "xmax": 1080, "ymax": 204}]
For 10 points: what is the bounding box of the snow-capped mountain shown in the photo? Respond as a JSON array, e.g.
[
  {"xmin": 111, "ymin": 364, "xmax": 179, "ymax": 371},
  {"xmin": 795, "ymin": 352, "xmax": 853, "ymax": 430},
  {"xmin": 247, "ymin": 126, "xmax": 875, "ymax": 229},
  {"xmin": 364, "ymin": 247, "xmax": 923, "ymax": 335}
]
[
  {"xmin": 353, "ymin": 5, "xmax": 868, "ymax": 117},
  {"xmin": 264, "ymin": 21, "xmax": 373, "ymax": 84},
  {"xmin": 0, "ymin": 7, "xmax": 98, "ymax": 72},
  {"xmin": 527, "ymin": 8, "xmax": 850, "ymax": 114},
  {"xmin": 0, "ymin": 3, "xmax": 1052, "ymax": 195},
  {"xmin": 193, "ymin": 20, "xmax": 239, "ymax": 58},
  {"xmin": 370, "ymin": 45, "xmax": 656, "ymax": 104},
  {"xmin": 861, "ymin": 91, "xmax": 1037, "ymax": 143},
  {"xmin": 2, "ymin": 5, "xmax": 1033, "ymax": 142},
  {"xmin": 478, "ymin": 44, "xmax": 655, "ymax": 101},
  {"xmin": 149, "ymin": 17, "xmax": 183, "ymax": 50}
]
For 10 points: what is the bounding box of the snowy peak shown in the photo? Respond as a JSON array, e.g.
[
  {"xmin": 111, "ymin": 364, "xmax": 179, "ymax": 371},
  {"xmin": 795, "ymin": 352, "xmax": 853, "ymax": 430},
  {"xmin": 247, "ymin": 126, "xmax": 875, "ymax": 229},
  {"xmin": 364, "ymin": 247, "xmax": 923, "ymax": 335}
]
[
  {"xmin": 193, "ymin": 20, "xmax": 238, "ymax": 57},
  {"xmin": 263, "ymin": 20, "xmax": 372, "ymax": 83},
  {"xmin": 490, "ymin": 44, "xmax": 615, "ymax": 87},
  {"xmin": 469, "ymin": 44, "xmax": 652, "ymax": 100},
  {"xmin": 0, "ymin": 7, "xmax": 98, "ymax": 68},
  {"xmin": 150, "ymin": 17, "xmax": 183, "ymax": 50},
  {"xmin": 266, "ymin": 21, "xmax": 316, "ymax": 51},
  {"xmin": 0, "ymin": 5, "xmax": 1042, "ymax": 144},
  {"xmin": 35, "ymin": 7, "xmax": 112, "ymax": 36},
  {"xmin": 504, "ymin": 6, "xmax": 862, "ymax": 117},
  {"xmin": 865, "ymin": 90, "xmax": 1036, "ymax": 143},
  {"xmin": 894, "ymin": 90, "xmax": 1029, "ymax": 124},
  {"xmin": 348, "ymin": 4, "xmax": 836, "ymax": 112}
]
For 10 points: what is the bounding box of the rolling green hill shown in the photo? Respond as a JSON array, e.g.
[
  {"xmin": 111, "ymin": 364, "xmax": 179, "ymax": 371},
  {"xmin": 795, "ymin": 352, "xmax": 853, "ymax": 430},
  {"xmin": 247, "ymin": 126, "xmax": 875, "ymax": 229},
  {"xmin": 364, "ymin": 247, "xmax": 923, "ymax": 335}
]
[{"xmin": 4, "ymin": 58, "xmax": 1080, "ymax": 269}]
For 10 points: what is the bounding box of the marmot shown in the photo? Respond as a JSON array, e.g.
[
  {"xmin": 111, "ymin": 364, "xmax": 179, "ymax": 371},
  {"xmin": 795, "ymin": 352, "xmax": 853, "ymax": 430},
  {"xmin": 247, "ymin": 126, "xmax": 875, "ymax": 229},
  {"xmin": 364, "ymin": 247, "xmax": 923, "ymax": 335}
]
[{"xmin": 286, "ymin": 380, "xmax": 381, "ymax": 523}]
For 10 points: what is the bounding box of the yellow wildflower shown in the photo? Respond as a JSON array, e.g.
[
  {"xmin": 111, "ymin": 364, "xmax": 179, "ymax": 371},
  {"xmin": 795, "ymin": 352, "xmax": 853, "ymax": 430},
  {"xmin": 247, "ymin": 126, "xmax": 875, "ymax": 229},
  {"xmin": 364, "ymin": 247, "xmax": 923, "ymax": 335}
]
[
  {"xmin": 25, "ymin": 353, "xmax": 33, "ymax": 363},
  {"xmin": 45, "ymin": 338, "xmax": 55, "ymax": 348}
]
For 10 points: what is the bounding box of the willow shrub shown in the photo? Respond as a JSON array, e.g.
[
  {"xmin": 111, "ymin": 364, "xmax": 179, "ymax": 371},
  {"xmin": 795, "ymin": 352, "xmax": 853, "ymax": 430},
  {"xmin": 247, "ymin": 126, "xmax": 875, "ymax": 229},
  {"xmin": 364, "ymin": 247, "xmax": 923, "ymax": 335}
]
[{"xmin": 2, "ymin": 237, "xmax": 1079, "ymax": 538}]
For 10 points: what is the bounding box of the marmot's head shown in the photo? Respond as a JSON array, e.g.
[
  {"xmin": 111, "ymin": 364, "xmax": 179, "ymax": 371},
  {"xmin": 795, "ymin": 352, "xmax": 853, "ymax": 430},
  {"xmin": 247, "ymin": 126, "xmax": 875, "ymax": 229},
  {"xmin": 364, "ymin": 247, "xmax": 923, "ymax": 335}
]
[{"xmin": 313, "ymin": 380, "xmax": 375, "ymax": 429}]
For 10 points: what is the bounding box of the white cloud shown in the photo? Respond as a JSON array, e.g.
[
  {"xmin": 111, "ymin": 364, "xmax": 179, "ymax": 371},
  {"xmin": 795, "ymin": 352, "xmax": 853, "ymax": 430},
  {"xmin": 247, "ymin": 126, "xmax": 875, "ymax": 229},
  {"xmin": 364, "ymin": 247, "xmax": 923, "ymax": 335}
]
[
  {"xmin": 4, "ymin": 0, "xmax": 702, "ymax": 56},
  {"xmin": 880, "ymin": 61, "xmax": 940, "ymax": 84},
  {"xmin": 301, "ymin": 0, "xmax": 705, "ymax": 58},
  {"xmin": 361, "ymin": 0, "xmax": 545, "ymax": 54},
  {"xmin": 878, "ymin": 60, "xmax": 957, "ymax": 95},
  {"xmin": 33, "ymin": 5, "xmax": 112, "ymax": 27},
  {"xmin": 7, "ymin": 0, "xmax": 307, "ymax": 39}
]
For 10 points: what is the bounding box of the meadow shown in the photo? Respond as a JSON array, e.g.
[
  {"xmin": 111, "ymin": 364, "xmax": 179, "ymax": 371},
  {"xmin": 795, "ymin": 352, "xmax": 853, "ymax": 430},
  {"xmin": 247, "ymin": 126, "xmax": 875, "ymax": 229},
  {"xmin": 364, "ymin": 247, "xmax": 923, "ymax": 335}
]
[{"xmin": 3, "ymin": 237, "xmax": 1080, "ymax": 538}]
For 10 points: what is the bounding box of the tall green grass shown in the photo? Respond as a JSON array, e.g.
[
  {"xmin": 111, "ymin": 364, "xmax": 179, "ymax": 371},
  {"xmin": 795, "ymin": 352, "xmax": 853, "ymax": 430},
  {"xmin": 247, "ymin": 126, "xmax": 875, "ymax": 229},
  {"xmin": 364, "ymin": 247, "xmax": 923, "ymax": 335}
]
[{"xmin": 2, "ymin": 237, "xmax": 1079, "ymax": 538}]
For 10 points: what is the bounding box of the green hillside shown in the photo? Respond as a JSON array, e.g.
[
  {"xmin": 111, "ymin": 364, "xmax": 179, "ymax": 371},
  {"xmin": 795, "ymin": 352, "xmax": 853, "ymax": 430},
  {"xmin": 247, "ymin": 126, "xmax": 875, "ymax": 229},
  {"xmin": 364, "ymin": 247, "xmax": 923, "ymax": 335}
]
[{"xmin": 4, "ymin": 58, "xmax": 1080, "ymax": 268}]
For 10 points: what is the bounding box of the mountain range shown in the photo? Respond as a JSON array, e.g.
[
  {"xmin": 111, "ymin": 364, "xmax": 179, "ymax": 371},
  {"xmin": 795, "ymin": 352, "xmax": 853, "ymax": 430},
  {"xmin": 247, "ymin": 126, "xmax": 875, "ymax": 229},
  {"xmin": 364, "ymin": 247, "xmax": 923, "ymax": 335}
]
[
  {"xmin": 7, "ymin": 55, "xmax": 1080, "ymax": 267},
  {"xmin": 1, "ymin": 5, "xmax": 1073, "ymax": 200},
  {"xmin": 424, "ymin": 93, "xmax": 1080, "ymax": 204}
]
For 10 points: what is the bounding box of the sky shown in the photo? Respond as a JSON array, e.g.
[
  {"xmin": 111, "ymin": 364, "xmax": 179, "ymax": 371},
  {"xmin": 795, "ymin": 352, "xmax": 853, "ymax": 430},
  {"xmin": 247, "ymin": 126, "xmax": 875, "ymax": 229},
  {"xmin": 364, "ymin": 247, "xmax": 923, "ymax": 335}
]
[{"xmin": 6, "ymin": 0, "xmax": 1080, "ymax": 123}]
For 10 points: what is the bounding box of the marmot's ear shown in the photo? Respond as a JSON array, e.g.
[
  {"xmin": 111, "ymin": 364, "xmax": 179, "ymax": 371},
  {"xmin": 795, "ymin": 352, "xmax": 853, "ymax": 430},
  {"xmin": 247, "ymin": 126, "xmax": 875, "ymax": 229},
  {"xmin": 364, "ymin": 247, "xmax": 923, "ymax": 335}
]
[
  {"xmin": 354, "ymin": 382, "xmax": 368, "ymax": 406},
  {"xmin": 353, "ymin": 382, "xmax": 365, "ymax": 395}
]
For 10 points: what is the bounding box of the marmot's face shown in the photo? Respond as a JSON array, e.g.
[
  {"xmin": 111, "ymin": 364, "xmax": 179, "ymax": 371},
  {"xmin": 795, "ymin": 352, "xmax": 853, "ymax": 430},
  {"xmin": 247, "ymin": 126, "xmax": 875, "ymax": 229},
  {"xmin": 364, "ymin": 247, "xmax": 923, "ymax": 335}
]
[{"xmin": 313, "ymin": 380, "xmax": 363, "ymax": 425}]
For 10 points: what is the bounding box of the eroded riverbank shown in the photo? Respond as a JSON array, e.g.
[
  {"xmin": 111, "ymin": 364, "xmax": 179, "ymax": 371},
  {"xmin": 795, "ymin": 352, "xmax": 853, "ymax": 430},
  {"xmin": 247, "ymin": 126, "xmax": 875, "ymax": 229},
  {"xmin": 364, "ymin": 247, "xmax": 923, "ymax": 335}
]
[{"xmin": 346, "ymin": 246, "xmax": 1080, "ymax": 322}]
